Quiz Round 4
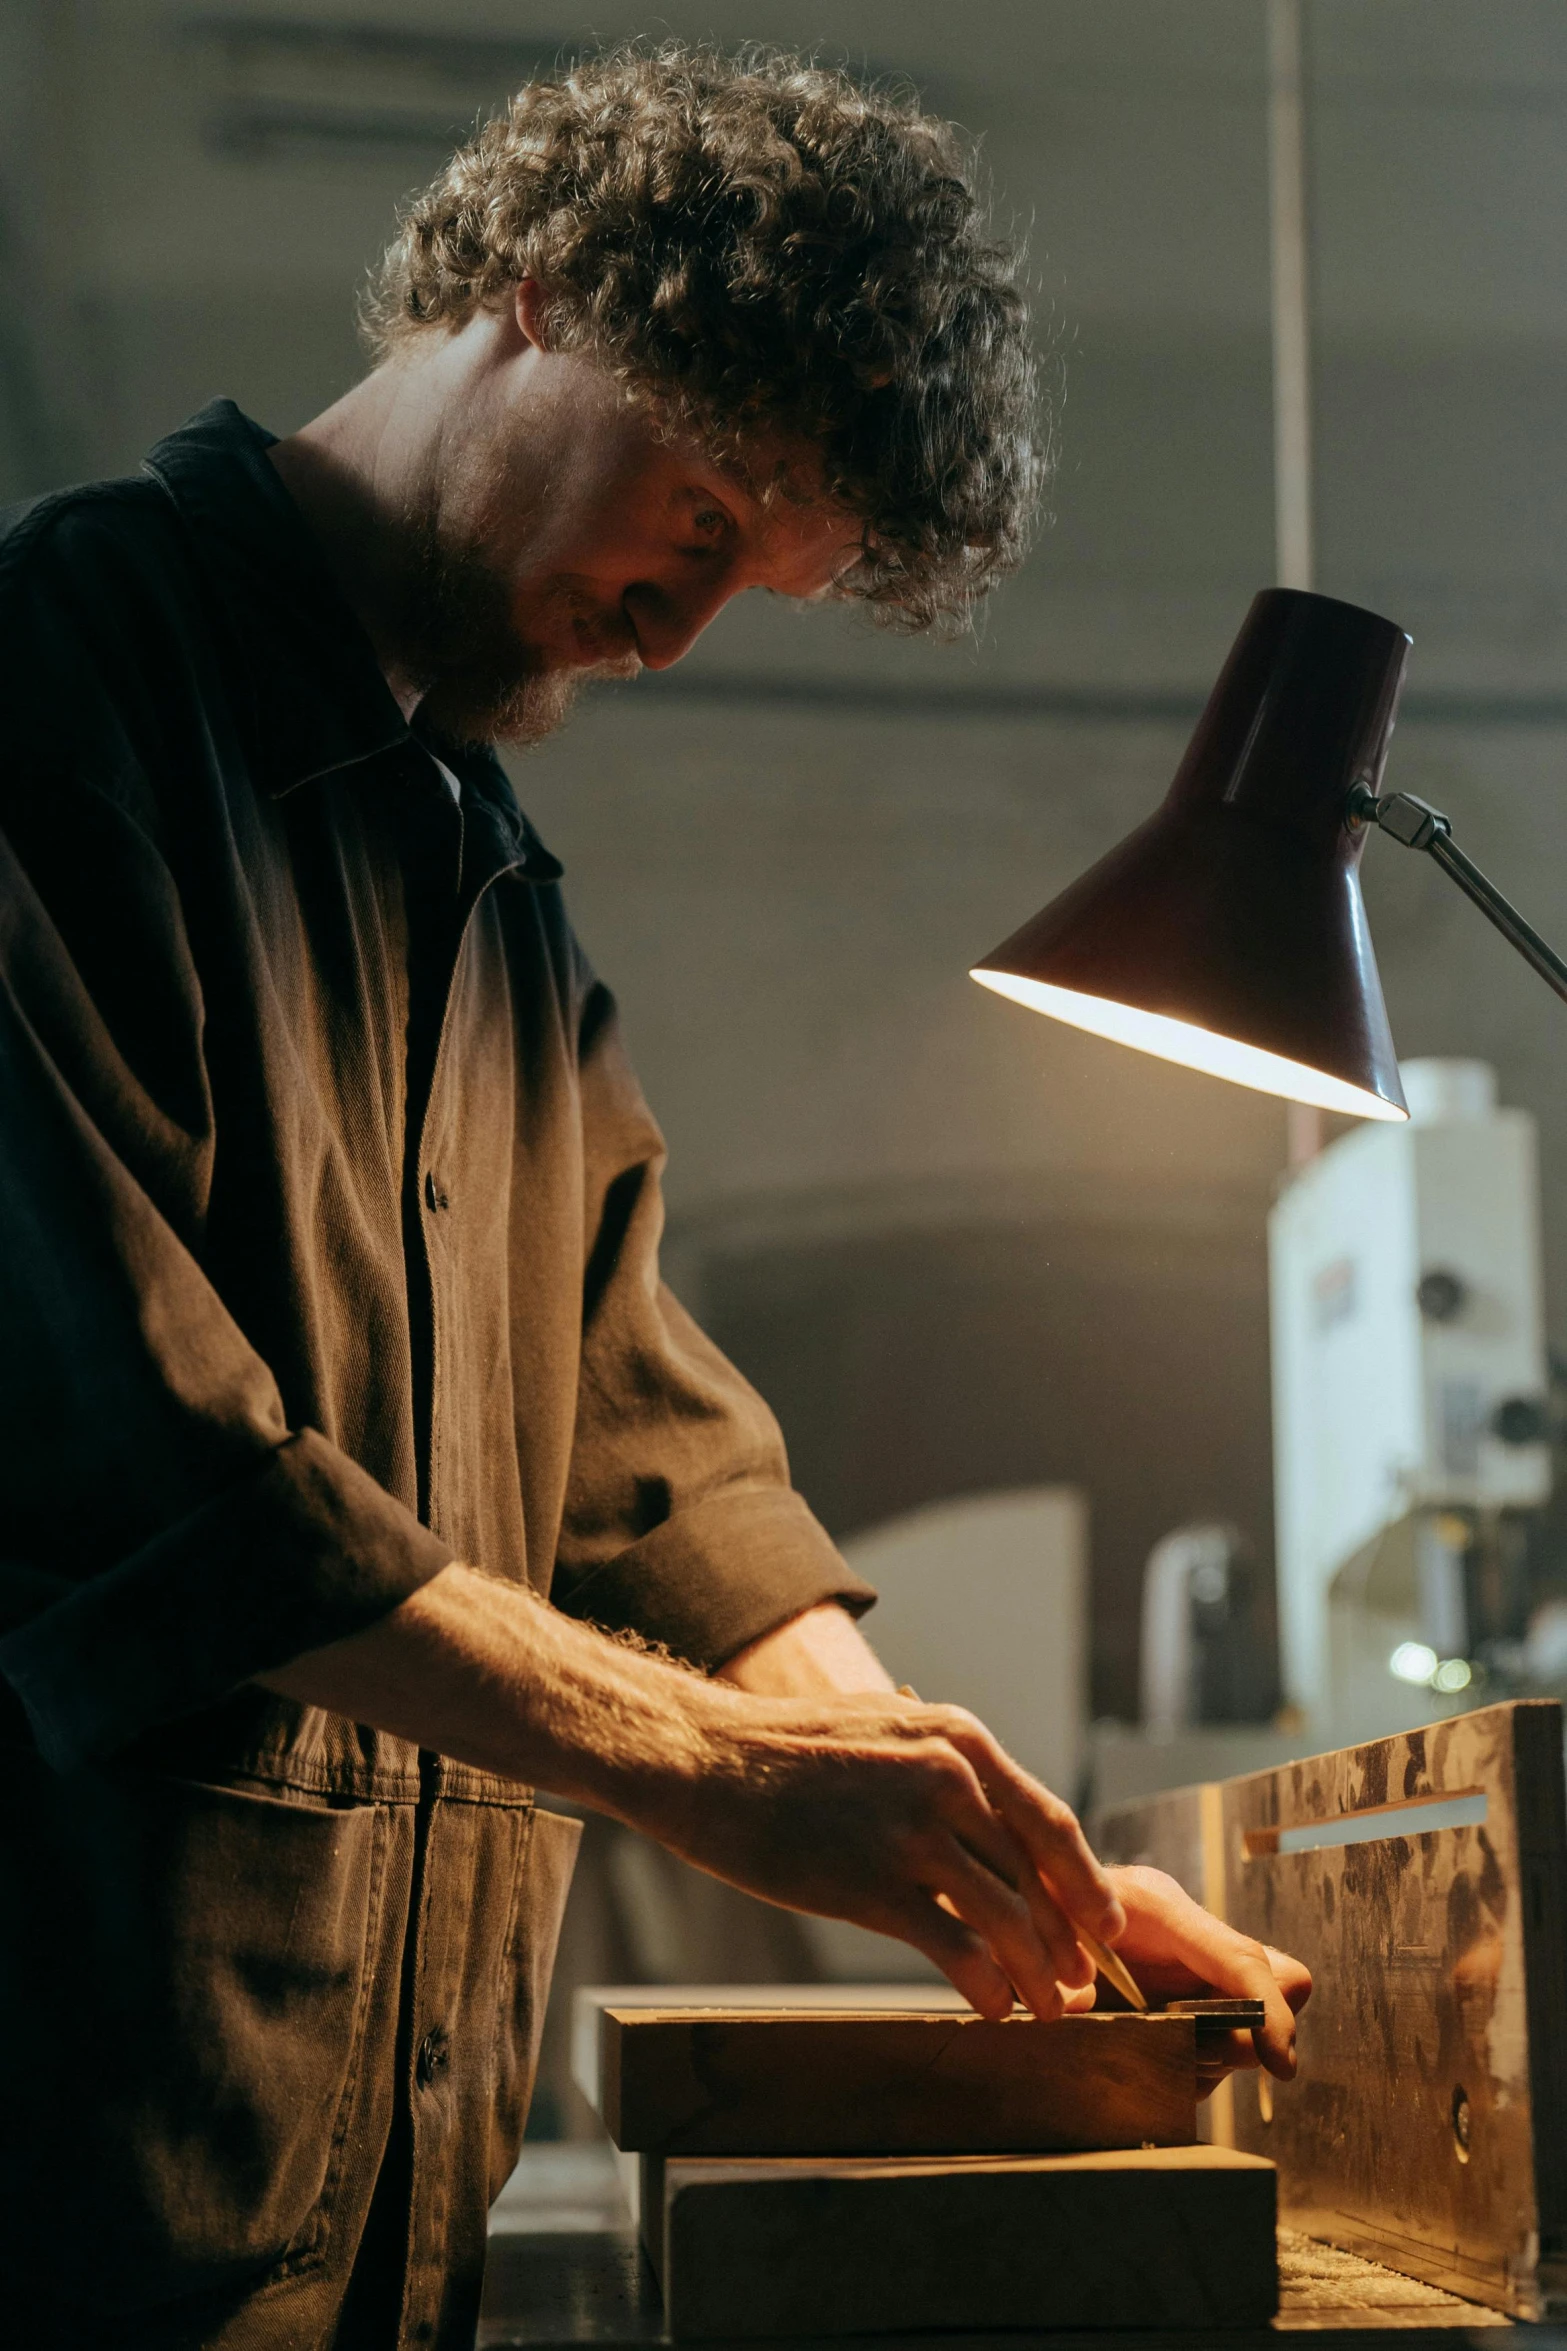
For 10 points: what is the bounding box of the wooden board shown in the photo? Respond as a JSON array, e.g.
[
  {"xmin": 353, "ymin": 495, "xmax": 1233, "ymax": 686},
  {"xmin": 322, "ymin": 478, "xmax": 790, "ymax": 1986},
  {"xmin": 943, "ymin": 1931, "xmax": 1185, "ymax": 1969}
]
[
  {"xmin": 1096, "ymin": 1699, "xmax": 1567, "ymax": 2322},
  {"xmin": 649, "ymin": 2144, "xmax": 1278, "ymax": 2339},
  {"xmin": 569, "ymin": 1983, "xmax": 972, "ymax": 2118},
  {"xmin": 479, "ymin": 2222, "xmax": 1529, "ymax": 2344},
  {"xmin": 595, "ymin": 2006, "xmax": 1197, "ymax": 2156}
]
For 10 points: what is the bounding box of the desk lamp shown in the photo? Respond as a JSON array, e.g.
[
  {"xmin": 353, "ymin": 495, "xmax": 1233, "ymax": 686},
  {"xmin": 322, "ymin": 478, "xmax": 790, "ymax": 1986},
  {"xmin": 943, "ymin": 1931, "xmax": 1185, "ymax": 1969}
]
[{"xmin": 972, "ymin": 589, "xmax": 1567, "ymax": 1116}]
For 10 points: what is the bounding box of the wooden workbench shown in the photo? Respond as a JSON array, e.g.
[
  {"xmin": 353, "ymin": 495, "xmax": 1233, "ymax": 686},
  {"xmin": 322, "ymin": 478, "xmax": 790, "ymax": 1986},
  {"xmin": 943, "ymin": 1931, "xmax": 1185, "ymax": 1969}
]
[{"xmin": 477, "ymin": 2225, "xmax": 1562, "ymax": 2346}]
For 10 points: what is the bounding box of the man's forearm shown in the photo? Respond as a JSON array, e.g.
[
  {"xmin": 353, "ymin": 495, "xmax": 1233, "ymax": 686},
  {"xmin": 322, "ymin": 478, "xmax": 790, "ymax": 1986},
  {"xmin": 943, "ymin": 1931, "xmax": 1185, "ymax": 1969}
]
[
  {"xmin": 260, "ymin": 1576, "xmax": 891, "ymax": 1841},
  {"xmin": 264, "ymin": 1575, "xmax": 898, "ymax": 1813},
  {"xmin": 260, "ymin": 1562, "xmax": 719, "ymax": 1828},
  {"xmin": 258, "ymin": 1560, "xmax": 1130, "ymax": 2024},
  {"xmin": 718, "ymin": 1601, "xmax": 897, "ymax": 1697}
]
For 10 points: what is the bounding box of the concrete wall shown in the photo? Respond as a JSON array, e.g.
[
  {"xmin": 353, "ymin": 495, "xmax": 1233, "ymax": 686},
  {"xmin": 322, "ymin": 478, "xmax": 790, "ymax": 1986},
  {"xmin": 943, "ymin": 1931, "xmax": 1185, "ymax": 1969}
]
[{"xmin": 9, "ymin": 1, "xmax": 1567, "ymax": 1712}]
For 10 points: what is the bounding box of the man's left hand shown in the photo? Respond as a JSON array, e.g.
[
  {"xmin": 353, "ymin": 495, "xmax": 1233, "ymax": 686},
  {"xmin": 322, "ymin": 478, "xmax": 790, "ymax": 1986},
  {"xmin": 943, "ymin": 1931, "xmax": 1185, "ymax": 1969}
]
[{"xmin": 1071, "ymin": 1863, "xmax": 1311, "ymax": 2091}]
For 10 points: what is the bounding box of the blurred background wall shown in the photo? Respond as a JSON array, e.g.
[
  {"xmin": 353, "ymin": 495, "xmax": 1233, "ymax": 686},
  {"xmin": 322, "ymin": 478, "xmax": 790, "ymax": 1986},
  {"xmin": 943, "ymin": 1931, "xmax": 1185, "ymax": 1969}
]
[{"xmin": 7, "ymin": 0, "xmax": 1566, "ymax": 1721}]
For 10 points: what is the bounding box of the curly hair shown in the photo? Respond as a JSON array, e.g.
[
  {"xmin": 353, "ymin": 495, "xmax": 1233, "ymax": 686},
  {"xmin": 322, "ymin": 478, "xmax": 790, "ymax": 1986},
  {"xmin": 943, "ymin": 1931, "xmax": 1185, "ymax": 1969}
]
[{"xmin": 364, "ymin": 45, "xmax": 1046, "ymax": 633}]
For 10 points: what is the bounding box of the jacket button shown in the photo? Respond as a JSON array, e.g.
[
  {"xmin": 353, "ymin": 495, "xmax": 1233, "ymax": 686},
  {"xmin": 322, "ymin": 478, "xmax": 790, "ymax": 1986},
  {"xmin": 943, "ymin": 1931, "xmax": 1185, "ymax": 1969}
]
[
  {"xmin": 416, "ymin": 2026, "xmax": 449, "ymax": 2089},
  {"xmin": 423, "ymin": 1170, "xmax": 450, "ymax": 1212}
]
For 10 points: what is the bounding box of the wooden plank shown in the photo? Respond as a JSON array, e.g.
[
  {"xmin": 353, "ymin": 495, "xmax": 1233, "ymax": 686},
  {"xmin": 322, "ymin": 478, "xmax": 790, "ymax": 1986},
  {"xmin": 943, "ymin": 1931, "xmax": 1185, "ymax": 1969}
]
[
  {"xmin": 638, "ymin": 2181, "xmax": 1502, "ymax": 2333},
  {"xmin": 569, "ymin": 1983, "xmax": 971, "ymax": 2116},
  {"xmin": 1096, "ymin": 1699, "xmax": 1567, "ymax": 2322},
  {"xmin": 596, "ymin": 2006, "xmax": 1197, "ymax": 2156},
  {"xmin": 652, "ymin": 2145, "xmax": 1278, "ymax": 2339},
  {"xmin": 477, "ymin": 2221, "xmax": 1531, "ymax": 2343}
]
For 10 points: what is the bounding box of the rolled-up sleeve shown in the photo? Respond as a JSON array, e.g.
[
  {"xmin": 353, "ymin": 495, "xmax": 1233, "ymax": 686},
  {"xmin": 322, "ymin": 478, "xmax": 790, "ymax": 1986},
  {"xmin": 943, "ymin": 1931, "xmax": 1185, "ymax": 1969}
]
[
  {"xmin": 0, "ymin": 1431, "xmax": 450, "ymax": 1773},
  {"xmin": 549, "ymin": 969, "xmax": 875, "ymax": 1669}
]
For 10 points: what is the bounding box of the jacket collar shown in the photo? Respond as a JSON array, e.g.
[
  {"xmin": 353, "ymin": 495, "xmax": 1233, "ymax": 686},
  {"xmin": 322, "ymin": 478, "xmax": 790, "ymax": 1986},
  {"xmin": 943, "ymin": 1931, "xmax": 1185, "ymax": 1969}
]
[{"xmin": 142, "ymin": 400, "xmax": 561, "ymax": 880}]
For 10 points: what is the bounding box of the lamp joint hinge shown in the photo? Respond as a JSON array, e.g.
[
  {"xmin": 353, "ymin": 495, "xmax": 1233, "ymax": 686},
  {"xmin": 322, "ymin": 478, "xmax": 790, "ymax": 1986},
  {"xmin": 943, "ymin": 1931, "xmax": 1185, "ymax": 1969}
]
[{"xmin": 1347, "ymin": 784, "xmax": 1451, "ymax": 852}]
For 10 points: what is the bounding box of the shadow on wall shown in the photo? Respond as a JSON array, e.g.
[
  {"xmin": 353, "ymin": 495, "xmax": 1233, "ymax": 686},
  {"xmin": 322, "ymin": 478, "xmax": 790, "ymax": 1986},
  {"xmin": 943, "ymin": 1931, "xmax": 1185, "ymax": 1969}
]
[{"xmin": 691, "ymin": 1202, "xmax": 1277, "ymax": 1725}]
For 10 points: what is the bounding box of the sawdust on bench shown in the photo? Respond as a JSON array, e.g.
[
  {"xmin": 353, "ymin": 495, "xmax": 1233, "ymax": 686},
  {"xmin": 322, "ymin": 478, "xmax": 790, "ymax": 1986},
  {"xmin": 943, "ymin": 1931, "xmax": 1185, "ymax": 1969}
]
[{"xmin": 1275, "ymin": 2229, "xmax": 1512, "ymax": 2330}]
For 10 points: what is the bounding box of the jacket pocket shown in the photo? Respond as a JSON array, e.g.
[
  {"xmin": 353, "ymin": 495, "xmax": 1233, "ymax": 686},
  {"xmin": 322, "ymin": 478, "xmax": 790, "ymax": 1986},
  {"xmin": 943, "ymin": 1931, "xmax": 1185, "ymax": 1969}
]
[
  {"xmin": 487, "ymin": 1802, "xmax": 582, "ymax": 2201},
  {"xmin": 0, "ymin": 1760, "xmax": 385, "ymax": 2314}
]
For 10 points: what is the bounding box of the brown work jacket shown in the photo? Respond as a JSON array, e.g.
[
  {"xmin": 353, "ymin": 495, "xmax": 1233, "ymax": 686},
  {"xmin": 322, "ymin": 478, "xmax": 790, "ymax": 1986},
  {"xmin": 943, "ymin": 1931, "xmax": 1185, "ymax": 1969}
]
[{"xmin": 0, "ymin": 402, "xmax": 871, "ymax": 2348}]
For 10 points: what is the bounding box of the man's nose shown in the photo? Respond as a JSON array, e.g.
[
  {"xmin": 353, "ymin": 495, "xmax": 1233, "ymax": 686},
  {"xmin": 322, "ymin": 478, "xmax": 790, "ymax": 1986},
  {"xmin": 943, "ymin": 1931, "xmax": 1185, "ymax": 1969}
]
[{"xmin": 623, "ymin": 575, "xmax": 738, "ymax": 670}]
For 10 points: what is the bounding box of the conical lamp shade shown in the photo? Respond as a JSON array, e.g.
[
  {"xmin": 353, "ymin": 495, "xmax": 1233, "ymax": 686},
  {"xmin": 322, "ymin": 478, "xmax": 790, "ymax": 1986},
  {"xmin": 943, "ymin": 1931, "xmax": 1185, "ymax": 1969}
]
[{"xmin": 972, "ymin": 588, "xmax": 1411, "ymax": 1121}]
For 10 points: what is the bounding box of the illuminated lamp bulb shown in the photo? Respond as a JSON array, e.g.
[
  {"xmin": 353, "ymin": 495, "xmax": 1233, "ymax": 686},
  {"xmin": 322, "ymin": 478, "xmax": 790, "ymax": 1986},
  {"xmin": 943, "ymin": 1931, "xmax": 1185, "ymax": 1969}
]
[{"xmin": 970, "ymin": 972, "xmax": 1405, "ymax": 1119}]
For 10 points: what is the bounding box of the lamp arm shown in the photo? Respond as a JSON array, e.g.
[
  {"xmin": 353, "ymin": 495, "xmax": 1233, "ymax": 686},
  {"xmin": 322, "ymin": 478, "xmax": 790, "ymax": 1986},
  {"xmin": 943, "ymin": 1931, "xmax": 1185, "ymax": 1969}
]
[{"xmin": 1346, "ymin": 783, "xmax": 1567, "ymax": 1008}]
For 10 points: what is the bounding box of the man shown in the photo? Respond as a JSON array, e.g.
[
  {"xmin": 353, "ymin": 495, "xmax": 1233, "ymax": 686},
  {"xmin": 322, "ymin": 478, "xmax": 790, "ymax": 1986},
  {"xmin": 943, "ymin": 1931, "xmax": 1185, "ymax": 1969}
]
[{"xmin": 0, "ymin": 46, "xmax": 1308, "ymax": 2351}]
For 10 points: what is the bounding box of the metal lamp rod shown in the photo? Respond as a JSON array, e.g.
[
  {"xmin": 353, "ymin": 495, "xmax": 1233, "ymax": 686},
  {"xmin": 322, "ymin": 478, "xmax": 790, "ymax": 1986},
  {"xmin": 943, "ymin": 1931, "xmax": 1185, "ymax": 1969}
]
[{"xmin": 1346, "ymin": 782, "xmax": 1567, "ymax": 1008}]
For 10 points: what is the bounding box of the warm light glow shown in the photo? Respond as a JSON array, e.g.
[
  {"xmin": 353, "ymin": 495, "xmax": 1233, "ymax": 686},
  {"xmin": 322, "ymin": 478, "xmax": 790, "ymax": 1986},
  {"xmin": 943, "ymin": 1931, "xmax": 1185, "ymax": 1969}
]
[
  {"xmin": 1389, "ymin": 1641, "xmax": 1438, "ymax": 1687},
  {"xmin": 971, "ymin": 970, "xmax": 1407, "ymax": 1121}
]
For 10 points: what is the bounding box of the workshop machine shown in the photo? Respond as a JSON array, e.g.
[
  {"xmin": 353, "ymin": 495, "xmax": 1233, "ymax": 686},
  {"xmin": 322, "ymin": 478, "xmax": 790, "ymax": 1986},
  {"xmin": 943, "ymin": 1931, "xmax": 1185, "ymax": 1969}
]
[
  {"xmin": 1098, "ymin": 1697, "xmax": 1567, "ymax": 2324},
  {"xmin": 1270, "ymin": 1059, "xmax": 1553, "ymax": 1745}
]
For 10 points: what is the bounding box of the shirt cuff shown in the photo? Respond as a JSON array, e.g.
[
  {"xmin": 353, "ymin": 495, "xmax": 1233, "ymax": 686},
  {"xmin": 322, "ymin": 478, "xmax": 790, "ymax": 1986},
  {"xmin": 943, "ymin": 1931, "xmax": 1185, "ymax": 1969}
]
[
  {"xmin": 0, "ymin": 1429, "xmax": 454, "ymax": 1772},
  {"xmin": 552, "ymin": 1485, "xmax": 877, "ymax": 1671}
]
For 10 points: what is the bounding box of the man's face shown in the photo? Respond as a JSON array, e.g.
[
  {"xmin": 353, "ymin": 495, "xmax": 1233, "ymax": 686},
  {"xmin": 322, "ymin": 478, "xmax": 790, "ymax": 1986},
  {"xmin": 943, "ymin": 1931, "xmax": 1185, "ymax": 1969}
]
[{"xmin": 396, "ymin": 289, "xmax": 862, "ymax": 747}]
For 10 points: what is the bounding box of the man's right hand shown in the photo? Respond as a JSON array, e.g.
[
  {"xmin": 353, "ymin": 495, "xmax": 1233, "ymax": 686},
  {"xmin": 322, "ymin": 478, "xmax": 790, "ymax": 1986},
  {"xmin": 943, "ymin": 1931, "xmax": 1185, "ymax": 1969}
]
[
  {"xmin": 259, "ymin": 1562, "xmax": 1123, "ymax": 2020},
  {"xmin": 651, "ymin": 1689, "xmax": 1124, "ymax": 2019}
]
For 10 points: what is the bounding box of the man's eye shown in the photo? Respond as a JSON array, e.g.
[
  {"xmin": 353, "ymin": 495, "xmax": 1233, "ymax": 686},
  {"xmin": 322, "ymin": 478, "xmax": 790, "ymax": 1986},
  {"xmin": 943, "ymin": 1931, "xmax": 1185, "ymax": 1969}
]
[{"xmin": 693, "ymin": 508, "xmax": 725, "ymax": 537}]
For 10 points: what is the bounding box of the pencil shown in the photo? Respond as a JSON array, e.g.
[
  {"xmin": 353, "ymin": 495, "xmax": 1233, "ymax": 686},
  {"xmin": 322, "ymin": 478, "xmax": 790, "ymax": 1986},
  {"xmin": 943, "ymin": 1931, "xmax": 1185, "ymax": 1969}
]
[{"xmin": 1077, "ymin": 1925, "xmax": 1148, "ymax": 2012}]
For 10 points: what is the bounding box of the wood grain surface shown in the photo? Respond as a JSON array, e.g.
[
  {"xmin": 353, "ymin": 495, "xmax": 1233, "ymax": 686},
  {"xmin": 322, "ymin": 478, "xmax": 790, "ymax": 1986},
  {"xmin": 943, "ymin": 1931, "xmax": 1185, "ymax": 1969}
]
[
  {"xmin": 1097, "ymin": 1700, "xmax": 1567, "ymax": 2322},
  {"xmin": 651, "ymin": 2145, "xmax": 1278, "ymax": 2339},
  {"xmin": 596, "ymin": 2006, "xmax": 1197, "ymax": 2155}
]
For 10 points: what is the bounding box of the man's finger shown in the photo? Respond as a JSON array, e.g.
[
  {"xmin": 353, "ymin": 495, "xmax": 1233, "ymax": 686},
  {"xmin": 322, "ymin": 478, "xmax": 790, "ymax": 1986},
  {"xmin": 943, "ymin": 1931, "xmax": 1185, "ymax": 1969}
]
[
  {"xmin": 1253, "ymin": 1966, "xmax": 1303, "ymax": 2077},
  {"xmin": 1109, "ymin": 1866, "xmax": 1303, "ymax": 2078},
  {"xmin": 1189, "ymin": 1935, "xmax": 1298, "ymax": 2078},
  {"xmin": 929, "ymin": 1771, "xmax": 1093, "ymax": 1991},
  {"xmin": 884, "ymin": 1895, "xmax": 1017, "ymax": 2020},
  {"xmin": 1182, "ymin": 1942, "xmax": 1295, "ymax": 2077},
  {"xmin": 936, "ymin": 1715, "xmax": 1123, "ymax": 1939},
  {"xmin": 1197, "ymin": 2029, "xmax": 1260, "ymax": 2096},
  {"xmin": 918, "ymin": 1742, "xmax": 1094, "ymax": 1991},
  {"xmin": 1264, "ymin": 1943, "xmax": 1314, "ymax": 2016},
  {"xmin": 950, "ymin": 1828, "xmax": 1091, "ymax": 1992},
  {"xmin": 927, "ymin": 1836, "xmax": 1073, "ymax": 2020}
]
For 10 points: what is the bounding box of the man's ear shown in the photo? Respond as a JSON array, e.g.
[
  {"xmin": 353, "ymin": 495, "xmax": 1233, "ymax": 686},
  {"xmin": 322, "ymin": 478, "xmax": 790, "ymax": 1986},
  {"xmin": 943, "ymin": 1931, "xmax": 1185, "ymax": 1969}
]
[{"xmin": 515, "ymin": 278, "xmax": 550, "ymax": 351}]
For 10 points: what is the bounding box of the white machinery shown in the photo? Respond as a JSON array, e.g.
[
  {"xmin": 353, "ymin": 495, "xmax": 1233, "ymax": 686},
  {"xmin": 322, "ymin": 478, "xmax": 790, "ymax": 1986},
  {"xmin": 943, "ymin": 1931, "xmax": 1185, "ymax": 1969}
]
[
  {"xmin": 1270, "ymin": 1059, "xmax": 1550, "ymax": 1741},
  {"xmin": 1140, "ymin": 1526, "xmax": 1237, "ymax": 1735},
  {"xmin": 838, "ymin": 1486, "xmax": 1088, "ymax": 1799}
]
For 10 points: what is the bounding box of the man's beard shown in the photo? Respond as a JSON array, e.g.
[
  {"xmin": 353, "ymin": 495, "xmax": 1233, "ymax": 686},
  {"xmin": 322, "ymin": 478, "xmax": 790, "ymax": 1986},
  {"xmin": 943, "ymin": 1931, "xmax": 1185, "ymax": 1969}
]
[{"xmin": 393, "ymin": 514, "xmax": 636, "ymax": 750}]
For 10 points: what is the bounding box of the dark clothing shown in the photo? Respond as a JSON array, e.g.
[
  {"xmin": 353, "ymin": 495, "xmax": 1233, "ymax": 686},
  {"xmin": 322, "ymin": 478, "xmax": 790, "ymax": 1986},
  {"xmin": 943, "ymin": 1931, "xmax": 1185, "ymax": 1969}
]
[
  {"xmin": 0, "ymin": 403, "xmax": 872, "ymax": 2345},
  {"xmin": 8, "ymin": 1747, "xmax": 581, "ymax": 2351}
]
